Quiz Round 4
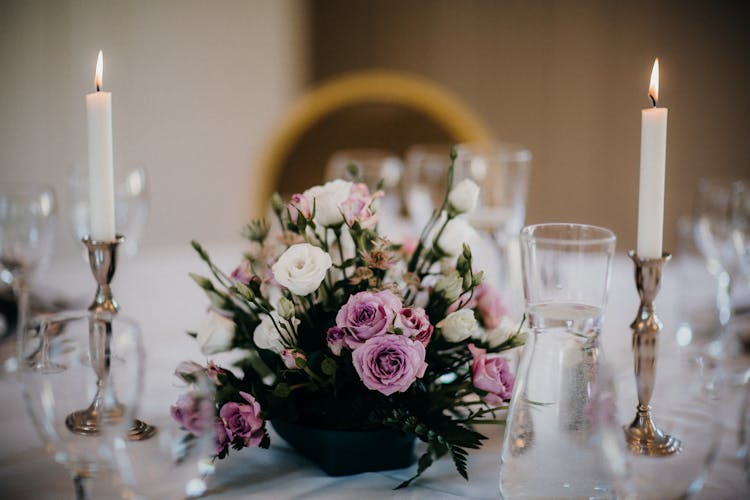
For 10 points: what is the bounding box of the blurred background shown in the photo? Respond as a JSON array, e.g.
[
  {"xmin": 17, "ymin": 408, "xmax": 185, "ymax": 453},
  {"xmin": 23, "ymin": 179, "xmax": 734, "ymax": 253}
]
[{"xmin": 1, "ymin": 0, "xmax": 749, "ymax": 258}]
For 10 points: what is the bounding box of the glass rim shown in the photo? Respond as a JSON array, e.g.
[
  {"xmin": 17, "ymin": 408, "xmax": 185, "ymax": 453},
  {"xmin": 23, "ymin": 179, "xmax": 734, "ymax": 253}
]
[
  {"xmin": 455, "ymin": 141, "xmax": 532, "ymax": 163},
  {"xmin": 521, "ymin": 223, "xmax": 616, "ymax": 246},
  {"xmin": 0, "ymin": 182, "xmax": 56, "ymax": 197},
  {"xmin": 328, "ymin": 148, "xmax": 401, "ymax": 163},
  {"xmin": 28, "ymin": 308, "xmax": 141, "ymax": 329}
]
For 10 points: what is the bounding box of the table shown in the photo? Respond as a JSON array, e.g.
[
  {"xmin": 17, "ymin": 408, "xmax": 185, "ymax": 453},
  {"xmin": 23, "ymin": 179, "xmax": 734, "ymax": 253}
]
[{"xmin": 1, "ymin": 242, "xmax": 747, "ymax": 499}]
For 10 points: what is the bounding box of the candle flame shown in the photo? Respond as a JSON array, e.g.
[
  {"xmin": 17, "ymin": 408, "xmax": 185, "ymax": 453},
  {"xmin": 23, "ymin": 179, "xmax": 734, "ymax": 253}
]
[
  {"xmin": 95, "ymin": 50, "xmax": 103, "ymax": 91},
  {"xmin": 648, "ymin": 58, "xmax": 659, "ymax": 106}
]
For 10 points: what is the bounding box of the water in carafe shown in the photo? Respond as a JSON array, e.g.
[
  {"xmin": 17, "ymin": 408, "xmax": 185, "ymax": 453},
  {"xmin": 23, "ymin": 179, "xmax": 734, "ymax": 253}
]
[{"xmin": 499, "ymin": 302, "xmax": 618, "ymax": 500}]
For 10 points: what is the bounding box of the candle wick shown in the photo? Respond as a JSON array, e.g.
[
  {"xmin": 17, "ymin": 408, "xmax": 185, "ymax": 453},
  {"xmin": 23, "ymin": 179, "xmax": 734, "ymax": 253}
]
[
  {"xmin": 649, "ymin": 94, "xmax": 656, "ymax": 107},
  {"xmin": 96, "ymin": 83, "xmax": 100, "ymax": 92}
]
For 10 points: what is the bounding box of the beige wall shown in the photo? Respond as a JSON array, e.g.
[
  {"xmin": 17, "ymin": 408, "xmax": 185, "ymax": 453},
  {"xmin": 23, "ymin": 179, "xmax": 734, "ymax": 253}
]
[
  {"xmin": 0, "ymin": 0, "xmax": 308, "ymax": 257},
  {"xmin": 2, "ymin": 1, "xmax": 748, "ymax": 257},
  {"xmin": 311, "ymin": 0, "xmax": 750, "ymax": 251}
]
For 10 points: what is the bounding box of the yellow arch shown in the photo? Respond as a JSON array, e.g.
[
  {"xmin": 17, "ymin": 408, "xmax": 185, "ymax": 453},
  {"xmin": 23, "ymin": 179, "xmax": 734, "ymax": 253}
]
[{"xmin": 253, "ymin": 69, "xmax": 493, "ymax": 217}]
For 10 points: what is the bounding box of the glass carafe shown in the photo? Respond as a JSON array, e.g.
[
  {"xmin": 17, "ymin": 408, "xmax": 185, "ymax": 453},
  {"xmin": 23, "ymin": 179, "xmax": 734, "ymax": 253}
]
[{"xmin": 499, "ymin": 223, "xmax": 625, "ymax": 499}]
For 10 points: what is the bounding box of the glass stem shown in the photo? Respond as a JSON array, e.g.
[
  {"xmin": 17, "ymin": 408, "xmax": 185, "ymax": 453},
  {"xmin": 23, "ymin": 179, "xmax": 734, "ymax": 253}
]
[
  {"xmin": 716, "ymin": 270, "xmax": 732, "ymax": 327},
  {"xmin": 12, "ymin": 277, "xmax": 29, "ymax": 339},
  {"xmin": 72, "ymin": 472, "xmax": 93, "ymax": 500}
]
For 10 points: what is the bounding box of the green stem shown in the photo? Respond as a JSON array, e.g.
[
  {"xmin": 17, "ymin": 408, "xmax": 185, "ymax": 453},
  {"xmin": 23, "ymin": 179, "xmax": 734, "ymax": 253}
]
[
  {"xmin": 408, "ymin": 147, "xmax": 457, "ymax": 273},
  {"xmin": 303, "ymin": 366, "xmax": 325, "ymax": 385},
  {"xmin": 334, "ymin": 228, "xmax": 348, "ymax": 281}
]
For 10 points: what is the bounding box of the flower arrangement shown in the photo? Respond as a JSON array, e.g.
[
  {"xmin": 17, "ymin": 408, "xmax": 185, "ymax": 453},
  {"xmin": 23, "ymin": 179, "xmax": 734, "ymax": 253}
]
[{"xmin": 183, "ymin": 150, "xmax": 525, "ymax": 487}]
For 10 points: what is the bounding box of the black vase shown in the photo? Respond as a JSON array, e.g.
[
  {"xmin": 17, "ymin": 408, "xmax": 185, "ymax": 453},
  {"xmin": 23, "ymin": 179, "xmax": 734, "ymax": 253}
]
[{"xmin": 271, "ymin": 420, "xmax": 416, "ymax": 476}]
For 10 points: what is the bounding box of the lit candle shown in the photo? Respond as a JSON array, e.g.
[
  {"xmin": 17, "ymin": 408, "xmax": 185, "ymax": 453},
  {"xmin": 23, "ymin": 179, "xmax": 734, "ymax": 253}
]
[
  {"xmin": 636, "ymin": 58, "xmax": 668, "ymax": 258},
  {"xmin": 86, "ymin": 50, "xmax": 116, "ymax": 241}
]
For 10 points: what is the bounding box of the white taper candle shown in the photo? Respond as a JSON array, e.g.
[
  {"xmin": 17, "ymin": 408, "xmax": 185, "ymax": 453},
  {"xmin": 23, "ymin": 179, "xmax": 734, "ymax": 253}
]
[
  {"xmin": 637, "ymin": 58, "xmax": 668, "ymax": 259},
  {"xmin": 86, "ymin": 50, "xmax": 116, "ymax": 241}
]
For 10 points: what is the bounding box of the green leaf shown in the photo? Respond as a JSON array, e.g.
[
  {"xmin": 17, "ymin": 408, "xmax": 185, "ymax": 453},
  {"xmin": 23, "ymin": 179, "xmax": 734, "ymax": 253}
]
[
  {"xmin": 448, "ymin": 445, "xmax": 469, "ymax": 480},
  {"xmin": 346, "ymin": 162, "xmax": 361, "ymax": 181},
  {"xmin": 321, "ymin": 357, "xmax": 337, "ymax": 376},
  {"xmin": 395, "ymin": 449, "xmax": 433, "ymax": 489},
  {"xmin": 273, "ymin": 383, "xmax": 291, "ymax": 398}
]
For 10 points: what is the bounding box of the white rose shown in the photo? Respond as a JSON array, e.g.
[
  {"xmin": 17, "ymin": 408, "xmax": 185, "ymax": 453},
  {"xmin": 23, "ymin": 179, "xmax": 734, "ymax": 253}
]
[
  {"xmin": 448, "ymin": 179, "xmax": 480, "ymax": 214},
  {"xmin": 196, "ymin": 311, "xmax": 235, "ymax": 355},
  {"xmin": 304, "ymin": 179, "xmax": 352, "ymax": 227},
  {"xmin": 437, "ymin": 309, "xmax": 478, "ymax": 342},
  {"xmin": 437, "ymin": 216, "xmax": 478, "ymax": 256},
  {"xmin": 272, "ymin": 243, "xmax": 333, "ymax": 296},
  {"xmin": 253, "ymin": 312, "xmax": 301, "ymax": 354}
]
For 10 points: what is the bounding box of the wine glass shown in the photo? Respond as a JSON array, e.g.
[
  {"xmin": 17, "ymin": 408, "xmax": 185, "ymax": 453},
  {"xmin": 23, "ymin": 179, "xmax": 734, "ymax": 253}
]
[
  {"xmin": 454, "ymin": 142, "xmax": 531, "ymax": 316},
  {"xmin": 732, "ymin": 180, "xmax": 750, "ymax": 293},
  {"xmin": 17, "ymin": 310, "xmax": 145, "ymax": 499},
  {"xmin": 0, "ymin": 183, "xmax": 57, "ymax": 339},
  {"xmin": 69, "ymin": 163, "xmax": 149, "ymax": 257},
  {"xmin": 693, "ymin": 178, "xmax": 739, "ymax": 330},
  {"xmin": 113, "ymin": 364, "xmax": 217, "ymax": 499},
  {"xmin": 403, "ymin": 142, "xmax": 453, "ymax": 230},
  {"xmin": 325, "ymin": 149, "xmax": 406, "ymax": 238},
  {"xmin": 673, "ymin": 215, "xmax": 723, "ymax": 348}
]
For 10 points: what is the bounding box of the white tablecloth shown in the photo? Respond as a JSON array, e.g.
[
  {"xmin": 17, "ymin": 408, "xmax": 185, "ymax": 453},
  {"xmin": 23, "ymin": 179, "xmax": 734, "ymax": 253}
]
[{"xmin": 0, "ymin": 243, "xmax": 747, "ymax": 499}]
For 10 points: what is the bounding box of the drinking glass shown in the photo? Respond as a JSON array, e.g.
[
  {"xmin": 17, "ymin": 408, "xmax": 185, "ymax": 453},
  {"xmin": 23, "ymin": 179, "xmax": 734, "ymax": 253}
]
[
  {"xmin": 673, "ymin": 216, "xmax": 722, "ymax": 348},
  {"xmin": 454, "ymin": 143, "xmax": 531, "ymax": 241},
  {"xmin": 17, "ymin": 310, "xmax": 144, "ymax": 499},
  {"xmin": 734, "ymin": 181, "xmax": 750, "ymax": 286},
  {"xmin": 325, "ymin": 148, "xmax": 406, "ymax": 240},
  {"xmin": 113, "ymin": 367, "xmax": 217, "ymax": 499},
  {"xmin": 731, "ymin": 181, "xmax": 750, "ymax": 345},
  {"xmin": 730, "ymin": 181, "xmax": 750, "ymax": 469},
  {"xmin": 500, "ymin": 223, "xmax": 619, "ymax": 499},
  {"xmin": 403, "ymin": 142, "xmax": 453, "ymax": 230},
  {"xmin": 455, "ymin": 143, "xmax": 531, "ymax": 316},
  {"xmin": 0, "ymin": 183, "xmax": 57, "ymax": 339},
  {"xmin": 693, "ymin": 178, "xmax": 738, "ymax": 329},
  {"xmin": 69, "ymin": 163, "xmax": 149, "ymax": 257}
]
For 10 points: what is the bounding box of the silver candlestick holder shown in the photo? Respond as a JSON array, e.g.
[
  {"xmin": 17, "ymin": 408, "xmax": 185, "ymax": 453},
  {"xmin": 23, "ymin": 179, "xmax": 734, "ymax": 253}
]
[
  {"xmin": 65, "ymin": 235, "xmax": 156, "ymax": 441},
  {"xmin": 623, "ymin": 250, "xmax": 682, "ymax": 456}
]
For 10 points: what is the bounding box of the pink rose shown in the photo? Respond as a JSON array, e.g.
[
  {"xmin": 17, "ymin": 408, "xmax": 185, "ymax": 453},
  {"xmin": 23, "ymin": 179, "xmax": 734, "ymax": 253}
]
[
  {"xmin": 281, "ymin": 348, "xmax": 307, "ymax": 369},
  {"xmin": 219, "ymin": 391, "xmax": 266, "ymax": 447},
  {"xmin": 336, "ymin": 290, "xmax": 402, "ymax": 349},
  {"xmin": 326, "ymin": 326, "xmax": 346, "ymax": 355},
  {"xmin": 468, "ymin": 344, "xmax": 514, "ymax": 405},
  {"xmin": 170, "ymin": 392, "xmax": 211, "ymax": 435},
  {"xmin": 288, "ymin": 192, "xmax": 312, "ymax": 223},
  {"xmin": 340, "ymin": 183, "xmax": 382, "ymax": 229},
  {"xmin": 214, "ymin": 418, "xmax": 229, "ymax": 455},
  {"xmin": 475, "ymin": 284, "xmax": 508, "ymax": 330},
  {"xmin": 230, "ymin": 259, "xmax": 253, "ymax": 284},
  {"xmin": 352, "ymin": 334, "xmax": 427, "ymax": 396},
  {"xmin": 395, "ymin": 307, "xmax": 433, "ymax": 346}
]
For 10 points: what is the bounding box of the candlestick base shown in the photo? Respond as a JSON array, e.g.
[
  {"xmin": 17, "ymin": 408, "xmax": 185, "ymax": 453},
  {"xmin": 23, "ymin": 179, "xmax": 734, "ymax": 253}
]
[
  {"xmin": 624, "ymin": 405, "xmax": 682, "ymax": 456},
  {"xmin": 65, "ymin": 235, "xmax": 157, "ymax": 441}
]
